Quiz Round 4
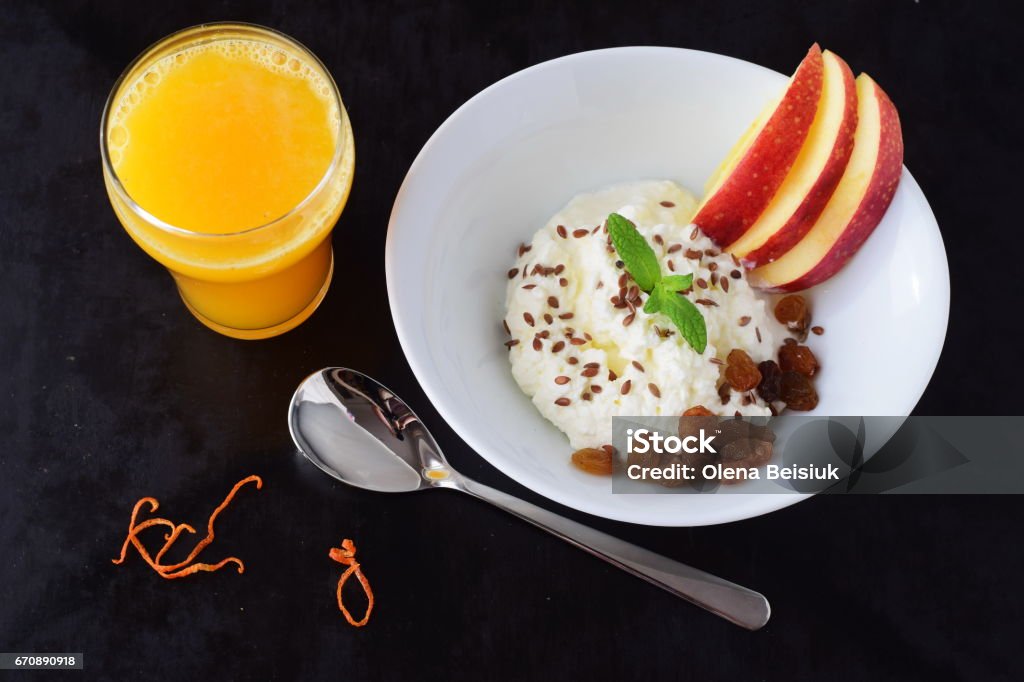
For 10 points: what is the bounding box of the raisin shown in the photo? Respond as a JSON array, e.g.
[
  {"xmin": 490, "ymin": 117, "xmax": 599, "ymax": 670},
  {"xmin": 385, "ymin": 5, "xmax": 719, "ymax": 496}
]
[
  {"xmin": 781, "ymin": 372, "xmax": 818, "ymax": 411},
  {"xmin": 571, "ymin": 448, "xmax": 613, "ymax": 475},
  {"xmin": 725, "ymin": 349, "xmax": 761, "ymax": 392},
  {"xmin": 779, "ymin": 344, "xmax": 819, "ymax": 377},
  {"xmin": 774, "ymin": 295, "xmax": 810, "ymax": 333},
  {"xmin": 756, "ymin": 360, "xmax": 782, "ymax": 402},
  {"xmin": 679, "ymin": 407, "xmax": 718, "ymax": 444},
  {"xmin": 715, "ymin": 417, "xmax": 776, "ymax": 449},
  {"xmin": 718, "ymin": 438, "xmax": 774, "ymax": 484}
]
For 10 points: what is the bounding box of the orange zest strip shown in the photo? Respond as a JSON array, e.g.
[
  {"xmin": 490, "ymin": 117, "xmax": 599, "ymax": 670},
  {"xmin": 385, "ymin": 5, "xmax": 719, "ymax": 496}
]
[
  {"xmin": 112, "ymin": 497, "xmax": 161, "ymax": 564},
  {"xmin": 154, "ymin": 523, "xmax": 197, "ymax": 565},
  {"xmin": 158, "ymin": 475, "xmax": 263, "ymax": 572},
  {"xmin": 329, "ymin": 538, "xmax": 374, "ymax": 627},
  {"xmin": 159, "ymin": 557, "xmax": 245, "ymax": 580},
  {"xmin": 112, "ymin": 475, "xmax": 262, "ymax": 581}
]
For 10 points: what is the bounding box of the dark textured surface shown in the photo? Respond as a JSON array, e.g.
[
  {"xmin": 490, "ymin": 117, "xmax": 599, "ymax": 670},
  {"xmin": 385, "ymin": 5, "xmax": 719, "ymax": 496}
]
[{"xmin": 0, "ymin": 1, "xmax": 1021, "ymax": 680}]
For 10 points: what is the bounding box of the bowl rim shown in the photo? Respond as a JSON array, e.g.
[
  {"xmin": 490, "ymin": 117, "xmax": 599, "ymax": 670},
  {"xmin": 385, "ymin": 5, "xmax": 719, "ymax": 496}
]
[{"xmin": 385, "ymin": 46, "xmax": 950, "ymax": 526}]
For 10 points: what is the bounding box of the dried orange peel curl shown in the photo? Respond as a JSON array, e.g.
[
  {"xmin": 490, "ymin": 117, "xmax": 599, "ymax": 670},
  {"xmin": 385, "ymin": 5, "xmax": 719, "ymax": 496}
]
[
  {"xmin": 329, "ymin": 539, "xmax": 374, "ymax": 627},
  {"xmin": 112, "ymin": 475, "xmax": 262, "ymax": 580}
]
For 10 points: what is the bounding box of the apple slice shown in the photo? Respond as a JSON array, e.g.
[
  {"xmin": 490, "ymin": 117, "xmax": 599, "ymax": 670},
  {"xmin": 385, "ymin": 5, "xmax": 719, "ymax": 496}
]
[
  {"xmin": 692, "ymin": 45, "xmax": 825, "ymax": 247},
  {"xmin": 750, "ymin": 73, "xmax": 903, "ymax": 292},
  {"xmin": 726, "ymin": 50, "xmax": 858, "ymax": 266}
]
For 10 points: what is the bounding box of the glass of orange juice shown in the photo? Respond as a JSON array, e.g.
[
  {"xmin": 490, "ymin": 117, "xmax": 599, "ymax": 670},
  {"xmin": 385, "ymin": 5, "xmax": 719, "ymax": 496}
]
[{"xmin": 100, "ymin": 23, "xmax": 354, "ymax": 339}]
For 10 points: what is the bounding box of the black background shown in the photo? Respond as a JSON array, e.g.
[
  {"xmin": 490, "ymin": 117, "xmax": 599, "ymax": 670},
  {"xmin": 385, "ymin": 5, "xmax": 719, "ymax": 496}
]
[{"xmin": 1, "ymin": 1, "xmax": 1021, "ymax": 680}]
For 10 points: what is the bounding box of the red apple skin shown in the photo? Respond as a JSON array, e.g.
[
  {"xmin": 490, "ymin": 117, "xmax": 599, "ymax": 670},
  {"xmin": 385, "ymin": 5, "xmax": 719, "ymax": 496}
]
[
  {"xmin": 764, "ymin": 79, "xmax": 903, "ymax": 292},
  {"xmin": 738, "ymin": 52, "xmax": 858, "ymax": 267},
  {"xmin": 693, "ymin": 44, "xmax": 824, "ymax": 247}
]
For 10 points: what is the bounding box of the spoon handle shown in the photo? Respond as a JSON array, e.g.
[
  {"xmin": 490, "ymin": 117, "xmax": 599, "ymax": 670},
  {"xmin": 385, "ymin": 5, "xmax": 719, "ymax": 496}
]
[{"xmin": 458, "ymin": 478, "xmax": 770, "ymax": 630}]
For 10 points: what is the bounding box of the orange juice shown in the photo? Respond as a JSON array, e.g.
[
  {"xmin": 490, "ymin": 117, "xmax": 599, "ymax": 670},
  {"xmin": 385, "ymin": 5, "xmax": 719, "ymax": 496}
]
[{"xmin": 102, "ymin": 24, "xmax": 354, "ymax": 338}]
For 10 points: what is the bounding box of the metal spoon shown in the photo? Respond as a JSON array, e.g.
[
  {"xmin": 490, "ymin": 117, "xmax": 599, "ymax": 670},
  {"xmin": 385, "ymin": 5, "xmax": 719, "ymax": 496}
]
[{"xmin": 288, "ymin": 367, "xmax": 770, "ymax": 630}]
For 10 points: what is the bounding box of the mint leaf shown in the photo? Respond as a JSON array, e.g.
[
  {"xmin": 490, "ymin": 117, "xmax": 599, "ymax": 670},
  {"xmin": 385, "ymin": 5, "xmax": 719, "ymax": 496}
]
[
  {"xmin": 643, "ymin": 285, "xmax": 665, "ymax": 314},
  {"xmin": 605, "ymin": 212, "xmax": 707, "ymax": 354},
  {"xmin": 606, "ymin": 213, "xmax": 661, "ymax": 292},
  {"xmin": 655, "ymin": 287, "xmax": 707, "ymax": 354},
  {"xmin": 659, "ymin": 274, "xmax": 693, "ymax": 292}
]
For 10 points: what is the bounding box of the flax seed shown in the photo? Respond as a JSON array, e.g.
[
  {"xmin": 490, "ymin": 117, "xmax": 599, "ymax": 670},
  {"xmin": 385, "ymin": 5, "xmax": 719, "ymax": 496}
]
[
  {"xmin": 559, "ymin": 278, "xmax": 568, "ymax": 287},
  {"xmin": 632, "ymin": 360, "xmax": 645, "ymax": 372},
  {"xmin": 660, "ymin": 200, "xmax": 675, "ymax": 207},
  {"xmin": 507, "ymin": 268, "xmax": 519, "ymax": 279},
  {"xmin": 621, "ymin": 380, "xmax": 632, "ymax": 395},
  {"xmin": 591, "ymin": 385, "xmax": 603, "ymax": 394},
  {"xmin": 522, "ymin": 284, "xmax": 536, "ymax": 290},
  {"xmin": 730, "ymin": 269, "xmax": 741, "ymax": 279},
  {"xmin": 738, "ymin": 316, "xmax": 751, "ymax": 326},
  {"xmin": 547, "ymin": 296, "xmax": 559, "ymax": 309},
  {"xmin": 554, "ymin": 398, "xmax": 571, "ymax": 407},
  {"xmin": 551, "ymin": 340, "xmax": 565, "ymax": 353},
  {"xmin": 756, "ymin": 327, "xmax": 762, "ymax": 343},
  {"xmin": 554, "ymin": 375, "xmax": 570, "ymax": 385},
  {"xmin": 573, "ymin": 228, "xmax": 589, "ymax": 238},
  {"xmin": 504, "ymin": 339, "xmax": 519, "ymax": 348},
  {"xmin": 558, "ymin": 312, "xmax": 574, "ymax": 320},
  {"xmin": 653, "ymin": 234, "xmax": 664, "ymax": 246},
  {"xmin": 523, "ymin": 312, "xmax": 534, "ymax": 326},
  {"xmin": 696, "ymin": 278, "xmax": 708, "ymax": 289},
  {"xmin": 648, "ymin": 383, "xmax": 661, "ymax": 398},
  {"xmin": 543, "ymin": 313, "xmax": 553, "ymax": 325},
  {"xmin": 568, "ymin": 357, "xmax": 579, "ymax": 365},
  {"xmin": 623, "ymin": 312, "xmax": 635, "ymax": 326},
  {"xmin": 581, "ymin": 367, "xmax": 599, "ymax": 378},
  {"xmin": 812, "ymin": 326, "xmax": 824, "ymax": 336},
  {"xmin": 556, "ymin": 225, "xmax": 567, "ymax": 239},
  {"xmin": 667, "ymin": 243, "xmax": 682, "ymax": 254}
]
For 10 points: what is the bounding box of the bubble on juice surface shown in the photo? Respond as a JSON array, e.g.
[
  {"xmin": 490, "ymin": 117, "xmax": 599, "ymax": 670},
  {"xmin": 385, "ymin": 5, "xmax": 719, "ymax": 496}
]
[
  {"xmin": 143, "ymin": 70, "xmax": 160, "ymax": 86},
  {"xmin": 108, "ymin": 124, "xmax": 128, "ymax": 147}
]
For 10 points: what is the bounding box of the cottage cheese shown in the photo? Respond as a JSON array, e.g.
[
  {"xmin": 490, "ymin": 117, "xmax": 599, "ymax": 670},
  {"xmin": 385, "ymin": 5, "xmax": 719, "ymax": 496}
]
[{"xmin": 504, "ymin": 181, "xmax": 787, "ymax": 449}]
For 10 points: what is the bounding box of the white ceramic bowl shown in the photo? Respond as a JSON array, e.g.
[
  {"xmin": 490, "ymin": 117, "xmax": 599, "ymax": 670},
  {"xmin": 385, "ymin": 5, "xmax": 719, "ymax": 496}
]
[{"xmin": 385, "ymin": 47, "xmax": 949, "ymax": 526}]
